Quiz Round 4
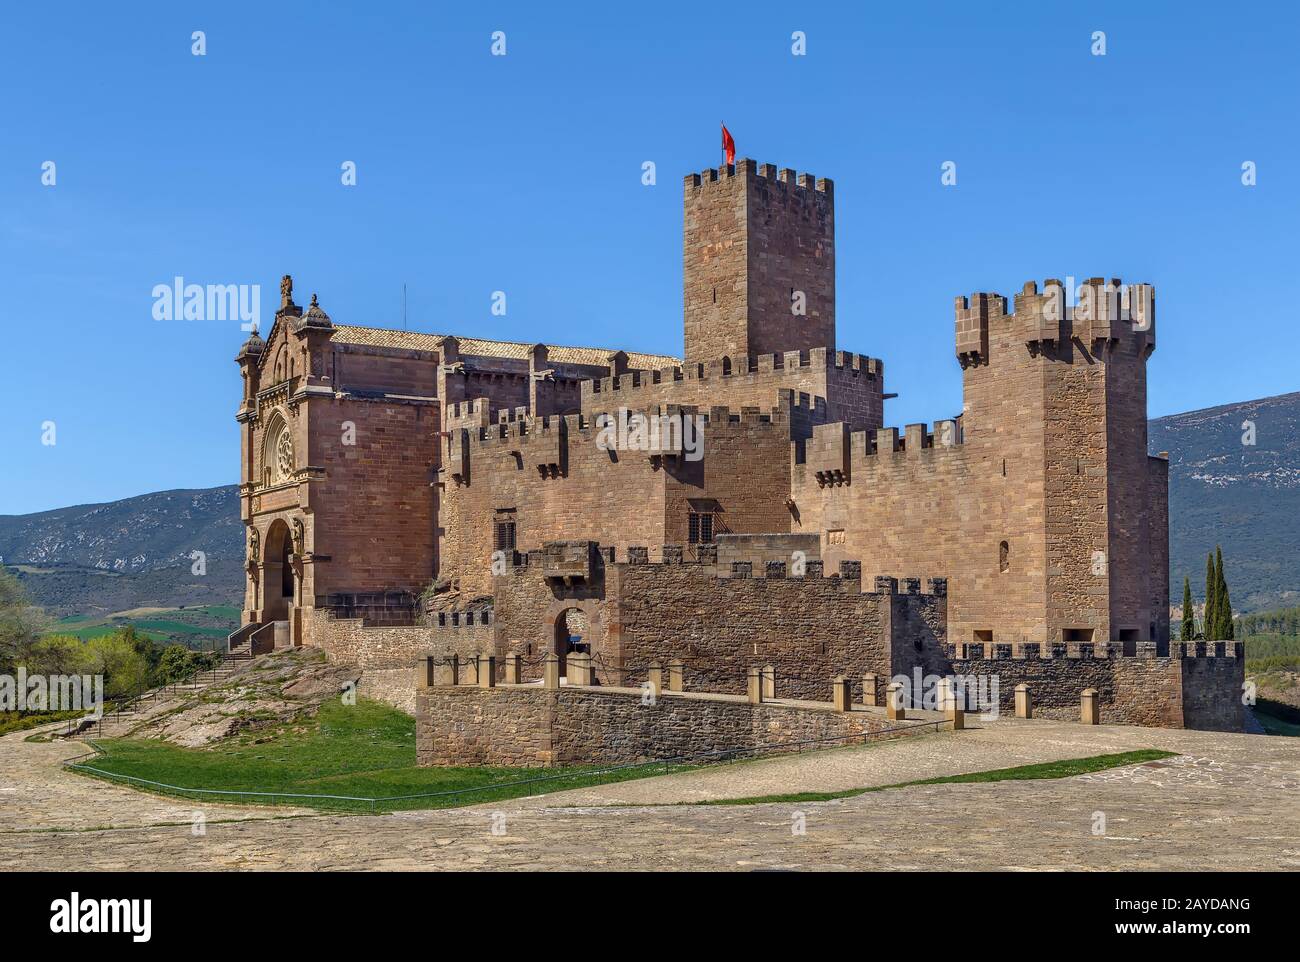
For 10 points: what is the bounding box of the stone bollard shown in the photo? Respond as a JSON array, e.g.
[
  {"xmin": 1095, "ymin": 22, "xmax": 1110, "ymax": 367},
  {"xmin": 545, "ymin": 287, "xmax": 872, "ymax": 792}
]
[
  {"xmin": 747, "ymin": 667, "xmax": 763, "ymax": 705},
  {"xmin": 570, "ymin": 652, "xmax": 593, "ymax": 687},
  {"xmin": 862, "ymin": 672, "xmax": 879, "ymax": 707},
  {"xmin": 947, "ymin": 703, "xmax": 965, "ymax": 731},
  {"xmin": 832, "ymin": 675, "xmax": 852, "ymax": 713},
  {"xmin": 478, "ymin": 654, "xmax": 496, "ymax": 688},
  {"xmin": 762, "ymin": 664, "xmax": 776, "ymax": 700},
  {"xmin": 1081, "ymin": 688, "xmax": 1100, "ymax": 725},
  {"xmin": 1014, "ymin": 683, "xmax": 1031, "ymax": 719},
  {"xmin": 418, "ymin": 655, "xmax": 434, "ymax": 688},
  {"xmin": 646, "ymin": 662, "xmax": 663, "ymax": 698},
  {"xmin": 505, "ymin": 653, "xmax": 522, "ymax": 685},
  {"xmin": 667, "ymin": 659, "xmax": 684, "ymax": 692},
  {"xmin": 543, "ymin": 653, "xmax": 560, "ymax": 690},
  {"xmin": 886, "ymin": 682, "xmax": 906, "ymax": 721}
]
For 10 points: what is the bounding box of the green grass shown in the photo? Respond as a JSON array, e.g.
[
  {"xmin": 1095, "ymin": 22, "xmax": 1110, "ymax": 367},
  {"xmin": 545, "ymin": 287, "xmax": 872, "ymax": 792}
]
[
  {"xmin": 688, "ymin": 749, "xmax": 1179, "ymax": 806},
  {"xmin": 71, "ymin": 698, "xmax": 691, "ymax": 811}
]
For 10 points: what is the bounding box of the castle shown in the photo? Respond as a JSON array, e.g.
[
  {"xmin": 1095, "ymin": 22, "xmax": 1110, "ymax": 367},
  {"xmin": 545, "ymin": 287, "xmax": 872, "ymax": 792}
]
[{"xmin": 231, "ymin": 158, "xmax": 1244, "ymax": 754}]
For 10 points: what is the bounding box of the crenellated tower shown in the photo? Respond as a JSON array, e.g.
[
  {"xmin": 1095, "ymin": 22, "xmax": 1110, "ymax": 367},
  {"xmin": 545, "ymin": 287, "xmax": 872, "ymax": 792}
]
[
  {"xmin": 683, "ymin": 159, "xmax": 835, "ymax": 364},
  {"xmin": 954, "ymin": 277, "xmax": 1165, "ymax": 646}
]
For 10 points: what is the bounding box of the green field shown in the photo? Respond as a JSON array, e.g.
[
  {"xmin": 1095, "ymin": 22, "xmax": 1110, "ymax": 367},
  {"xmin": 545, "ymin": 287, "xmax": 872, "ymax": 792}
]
[
  {"xmin": 71, "ymin": 699, "xmax": 689, "ymax": 811},
  {"xmin": 47, "ymin": 604, "xmax": 239, "ymax": 647}
]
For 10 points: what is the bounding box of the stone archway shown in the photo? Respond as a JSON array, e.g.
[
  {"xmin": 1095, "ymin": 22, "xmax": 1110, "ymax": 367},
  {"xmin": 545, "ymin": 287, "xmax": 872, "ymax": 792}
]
[
  {"xmin": 543, "ymin": 600, "xmax": 604, "ymax": 680},
  {"xmin": 261, "ymin": 519, "xmax": 294, "ymax": 622},
  {"xmin": 553, "ymin": 608, "xmax": 589, "ymax": 675}
]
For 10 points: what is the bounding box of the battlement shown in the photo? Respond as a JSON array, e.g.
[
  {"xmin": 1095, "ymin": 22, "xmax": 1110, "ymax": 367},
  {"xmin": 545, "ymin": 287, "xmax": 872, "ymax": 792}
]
[
  {"xmin": 946, "ymin": 640, "xmax": 1243, "ymax": 661},
  {"xmin": 445, "ymin": 396, "xmax": 815, "ymax": 485},
  {"xmin": 795, "ymin": 419, "xmax": 963, "ymax": 480},
  {"xmin": 582, "ymin": 347, "xmax": 879, "ymax": 401},
  {"xmin": 684, "ymin": 158, "xmax": 833, "ymax": 195},
  {"xmin": 955, "ymin": 277, "xmax": 1156, "ymax": 367}
]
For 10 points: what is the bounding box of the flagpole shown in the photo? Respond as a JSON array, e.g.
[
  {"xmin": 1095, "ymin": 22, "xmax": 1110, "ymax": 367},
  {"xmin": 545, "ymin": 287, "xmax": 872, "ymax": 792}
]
[{"xmin": 720, "ymin": 121, "xmax": 724, "ymax": 168}]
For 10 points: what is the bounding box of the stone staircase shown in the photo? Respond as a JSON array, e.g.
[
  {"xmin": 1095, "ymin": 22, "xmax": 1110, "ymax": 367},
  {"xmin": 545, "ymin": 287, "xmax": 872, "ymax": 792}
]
[{"xmin": 65, "ymin": 646, "xmax": 251, "ymax": 741}]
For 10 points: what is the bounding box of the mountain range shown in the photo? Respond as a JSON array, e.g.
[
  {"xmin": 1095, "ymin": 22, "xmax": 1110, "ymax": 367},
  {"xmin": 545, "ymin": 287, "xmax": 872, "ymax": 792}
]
[{"xmin": 3, "ymin": 391, "xmax": 1297, "ymax": 619}]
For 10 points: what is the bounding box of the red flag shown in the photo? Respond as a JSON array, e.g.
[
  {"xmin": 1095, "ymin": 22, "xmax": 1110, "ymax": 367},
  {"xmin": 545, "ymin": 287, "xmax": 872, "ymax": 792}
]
[{"xmin": 721, "ymin": 124, "xmax": 736, "ymax": 165}]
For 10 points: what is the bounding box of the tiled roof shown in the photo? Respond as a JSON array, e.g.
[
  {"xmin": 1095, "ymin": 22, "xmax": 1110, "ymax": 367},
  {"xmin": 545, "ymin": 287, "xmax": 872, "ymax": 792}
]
[{"xmin": 330, "ymin": 325, "xmax": 680, "ymax": 371}]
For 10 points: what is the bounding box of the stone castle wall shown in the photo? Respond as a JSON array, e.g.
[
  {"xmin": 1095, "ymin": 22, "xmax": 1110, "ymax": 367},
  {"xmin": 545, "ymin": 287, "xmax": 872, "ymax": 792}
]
[
  {"xmin": 947, "ymin": 644, "xmax": 1243, "ymax": 730},
  {"xmin": 415, "ymin": 685, "xmax": 917, "ymax": 768},
  {"xmin": 440, "ymin": 403, "xmax": 805, "ymax": 599}
]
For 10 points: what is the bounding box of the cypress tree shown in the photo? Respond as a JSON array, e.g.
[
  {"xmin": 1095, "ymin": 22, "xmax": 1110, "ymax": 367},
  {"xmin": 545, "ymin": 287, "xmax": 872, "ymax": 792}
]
[
  {"xmin": 1216, "ymin": 546, "xmax": 1234, "ymax": 641},
  {"xmin": 1203, "ymin": 552, "xmax": 1217, "ymax": 640},
  {"xmin": 1180, "ymin": 576, "xmax": 1195, "ymax": 641}
]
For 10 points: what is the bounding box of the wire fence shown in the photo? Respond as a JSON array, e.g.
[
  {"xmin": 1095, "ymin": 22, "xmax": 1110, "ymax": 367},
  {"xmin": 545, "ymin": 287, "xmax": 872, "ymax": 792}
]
[{"xmin": 63, "ymin": 717, "xmax": 949, "ymax": 814}]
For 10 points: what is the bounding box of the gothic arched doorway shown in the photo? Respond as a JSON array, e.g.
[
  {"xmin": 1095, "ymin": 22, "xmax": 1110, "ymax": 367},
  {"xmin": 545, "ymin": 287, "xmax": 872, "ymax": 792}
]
[{"xmin": 262, "ymin": 519, "xmax": 294, "ymax": 622}]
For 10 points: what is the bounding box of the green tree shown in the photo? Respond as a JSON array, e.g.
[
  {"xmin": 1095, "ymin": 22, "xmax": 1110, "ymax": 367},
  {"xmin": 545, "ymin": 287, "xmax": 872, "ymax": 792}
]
[
  {"xmin": 1203, "ymin": 552, "xmax": 1217, "ymax": 641},
  {"xmin": 83, "ymin": 631, "xmax": 150, "ymax": 701},
  {"xmin": 0, "ymin": 568, "xmax": 45, "ymax": 674},
  {"xmin": 1215, "ymin": 546, "xmax": 1234, "ymax": 641},
  {"xmin": 157, "ymin": 645, "xmax": 194, "ymax": 684},
  {"xmin": 1180, "ymin": 577, "xmax": 1195, "ymax": 641},
  {"xmin": 23, "ymin": 634, "xmax": 91, "ymax": 676}
]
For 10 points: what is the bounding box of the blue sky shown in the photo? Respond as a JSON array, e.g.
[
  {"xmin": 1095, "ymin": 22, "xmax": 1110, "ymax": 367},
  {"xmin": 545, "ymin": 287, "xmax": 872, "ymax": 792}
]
[{"xmin": 2, "ymin": 1, "xmax": 1296, "ymax": 515}]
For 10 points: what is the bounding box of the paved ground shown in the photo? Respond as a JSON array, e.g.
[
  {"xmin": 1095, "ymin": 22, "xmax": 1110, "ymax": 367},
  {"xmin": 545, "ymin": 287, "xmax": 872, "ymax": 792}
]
[{"xmin": 2, "ymin": 718, "xmax": 1296, "ymax": 871}]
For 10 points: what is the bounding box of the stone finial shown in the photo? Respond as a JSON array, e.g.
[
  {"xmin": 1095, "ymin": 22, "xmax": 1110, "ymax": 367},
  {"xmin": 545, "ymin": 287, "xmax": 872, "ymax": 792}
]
[
  {"xmin": 280, "ymin": 273, "xmax": 294, "ymax": 307},
  {"xmin": 301, "ymin": 292, "xmax": 332, "ymax": 328}
]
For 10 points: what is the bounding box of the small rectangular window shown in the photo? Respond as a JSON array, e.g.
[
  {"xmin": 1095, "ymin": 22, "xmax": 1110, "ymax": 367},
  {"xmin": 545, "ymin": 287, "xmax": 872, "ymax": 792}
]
[
  {"xmin": 688, "ymin": 511, "xmax": 714, "ymax": 544},
  {"xmin": 494, "ymin": 521, "xmax": 516, "ymax": 552}
]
